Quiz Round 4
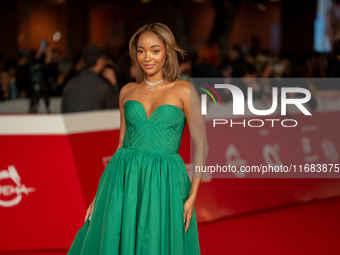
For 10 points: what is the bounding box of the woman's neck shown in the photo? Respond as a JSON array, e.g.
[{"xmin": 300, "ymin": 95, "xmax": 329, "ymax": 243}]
[{"xmin": 144, "ymin": 73, "xmax": 164, "ymax": 84}]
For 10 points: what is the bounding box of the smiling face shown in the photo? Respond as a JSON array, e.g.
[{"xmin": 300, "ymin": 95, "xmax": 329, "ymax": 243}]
[{"xmin": 137, "ymin": 32, "xmax": 166, "ymax": 79}]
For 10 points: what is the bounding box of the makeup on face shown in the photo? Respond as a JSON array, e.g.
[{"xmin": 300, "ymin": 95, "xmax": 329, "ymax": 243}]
[{"xmin": 137, "ymin": 33, "xmax": 166, "ymax": 76}]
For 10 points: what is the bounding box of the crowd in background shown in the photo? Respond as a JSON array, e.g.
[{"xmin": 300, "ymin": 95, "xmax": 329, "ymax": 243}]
[
  {"xmin": 0, "ymin": 43, "xmax": 135, "ymax": 105},
  {"xmin": 1, "ymin": 36, "xmax": 340, "ymax": 112}
]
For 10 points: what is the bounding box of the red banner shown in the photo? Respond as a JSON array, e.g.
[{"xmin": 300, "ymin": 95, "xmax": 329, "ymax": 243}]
[
  {"xmin": 0, "ymin": 136, "xmax": 85, "ymax": 250},
  {"xmin": 0, "ymin": 110, "xmax": 339, "ymax": 251},
  {"xmin": 192, "ymin": 111, "xmax": 340, "ymax": 222}
]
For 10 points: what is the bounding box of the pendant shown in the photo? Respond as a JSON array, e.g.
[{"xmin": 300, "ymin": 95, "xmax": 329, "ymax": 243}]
[{"xmin": 144, "ymin": 78, "xmax": 164, "ymax": 92}]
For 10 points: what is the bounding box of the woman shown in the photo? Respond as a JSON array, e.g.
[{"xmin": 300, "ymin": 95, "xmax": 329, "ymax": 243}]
[{"xmin": 68, "ymin": 23, "xmax": 208, "ymax": 255}]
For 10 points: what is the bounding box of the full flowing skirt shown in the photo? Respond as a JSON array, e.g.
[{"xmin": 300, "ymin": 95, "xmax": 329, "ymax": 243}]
[{"xmin": 67, "ymin": 147, "xmax": 201, "ymax": 255}]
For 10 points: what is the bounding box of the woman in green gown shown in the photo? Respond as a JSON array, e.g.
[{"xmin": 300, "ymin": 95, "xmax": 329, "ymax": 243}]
[{"xmin": 68, "ymin": 22, "xmax": 208, "ymax": 255}]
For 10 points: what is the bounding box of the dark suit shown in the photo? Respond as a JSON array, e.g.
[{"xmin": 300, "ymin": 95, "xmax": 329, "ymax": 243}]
[{"xmin": 61, "ymin": 69, "xmax": 119, "ymax": 113}]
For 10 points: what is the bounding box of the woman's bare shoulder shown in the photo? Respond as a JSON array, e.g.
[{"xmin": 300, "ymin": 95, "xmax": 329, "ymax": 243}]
[
  {"xmin": 119, "ymin": 82, "xmax": 138, "ymax": 108},
  {"xmin": 122, "ymin": 82, "xmax": 138, "ymax": 92},
  {"xmin": 174, "ymin": 79, "xmax": 195, "ymax": 97},
  {"xmin": 174, "ymin": 79, "xmax": 191, "ymax": 90},
  {"xmin": 120, "ymin": 82, "xmax": 137, "ymax": 98}
]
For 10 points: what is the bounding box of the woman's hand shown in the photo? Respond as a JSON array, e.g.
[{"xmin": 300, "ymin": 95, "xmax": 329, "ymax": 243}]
[
  {"xmin": 84, "ymin": 197, "xmax": 95, "ymax": 222},
  {"xmin": 184, "ymin": 196, "xmax": 196, "ymax": 233}
]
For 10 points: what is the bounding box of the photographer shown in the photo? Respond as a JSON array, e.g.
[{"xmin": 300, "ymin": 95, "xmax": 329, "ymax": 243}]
[
  {"xmin": 61, "ymin": 45, "xmax": 119, "ymax": 113},
  {"xmin": 29, "ymin": 38, "xmax": 50, "ymax": 113}
]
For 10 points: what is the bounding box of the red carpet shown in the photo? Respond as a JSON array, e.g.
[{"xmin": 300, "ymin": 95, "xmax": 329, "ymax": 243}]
[
  {"xmin": 198, "ymin": 197, "xmax": 340, "ymax": 255},
  {"xmin": 3, "ymin": 197, "xmax": 340, "ymax": 255}
]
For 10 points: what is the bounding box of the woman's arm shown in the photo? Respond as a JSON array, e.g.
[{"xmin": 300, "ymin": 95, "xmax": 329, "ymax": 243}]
[
  {"xmin": 85, "ymin": 83, "xmax": 130, "ymax": 221},
  {"xmin": 115, "ymin": 84, "xmax": 129, "ymax": 152},
  {"xmin": 181, "ymin": 81, "xmax": 209, "ymax": 232}
]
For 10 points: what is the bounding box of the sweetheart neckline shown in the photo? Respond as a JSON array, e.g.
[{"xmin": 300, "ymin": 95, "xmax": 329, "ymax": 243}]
[{"xmin": 124, "ymin": 100, "xmax": 185, "ymax": 120}]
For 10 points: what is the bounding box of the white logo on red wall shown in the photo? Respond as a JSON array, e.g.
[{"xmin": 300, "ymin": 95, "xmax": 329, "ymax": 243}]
[
  {"xmin": 225, "ymin": 143, "xmax": 247, "ymax": 178},
  {"xmin": 0, "ymin": 165, "xmax": 35, "ymax": 207},
  {"xmin": 322, "ymin": 140, "xmax": 339, "ymax": 163},
  {"xmin": 263, "ymin": 144, "xmax": 282, "ymax": 166}
]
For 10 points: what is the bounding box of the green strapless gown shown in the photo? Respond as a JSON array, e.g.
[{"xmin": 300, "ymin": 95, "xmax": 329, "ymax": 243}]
[{"xmin": 67, "ymin": 100, "xmax": 201, "ymax": 255}]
